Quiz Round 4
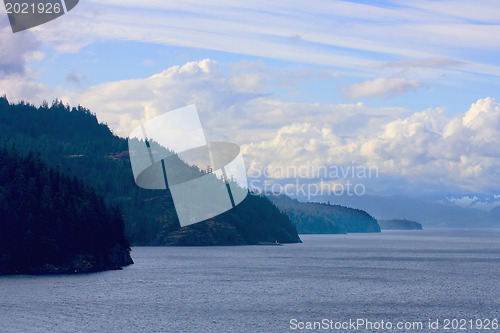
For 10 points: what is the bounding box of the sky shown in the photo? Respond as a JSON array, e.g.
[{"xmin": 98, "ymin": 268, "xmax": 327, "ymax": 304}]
[{"xmin": 1, "ymin": 0, "xmax": 500, "ymax": 210}]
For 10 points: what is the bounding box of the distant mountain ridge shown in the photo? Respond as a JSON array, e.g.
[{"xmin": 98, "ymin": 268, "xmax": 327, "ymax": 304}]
[
  {"xmin": 268, "ymin": 194, "xmax": 380, "ymax": 234},
  {"xmin": 489, "ymin": 205, "xmax": 500, "ymax": 218},
  {"xmin": 378, "ymin": 219, "xmax": 423, "ymax": 230},
  {"xmin": 316, "ymin": 194, "xmax": 499, "ymax": 228},
  {"xmin": 0, "ymin": 97, "xmax": 301, "ymax": 246}
]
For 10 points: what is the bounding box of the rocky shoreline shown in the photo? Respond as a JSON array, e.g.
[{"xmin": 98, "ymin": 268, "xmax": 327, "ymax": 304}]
[{"xmin": 1, "ymin": 245, "xmax": 133, "ymax": 276}]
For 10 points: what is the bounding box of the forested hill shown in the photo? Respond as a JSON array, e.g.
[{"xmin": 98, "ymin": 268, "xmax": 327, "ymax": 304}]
[
  {"xmin": 0, "ymin": 147, "xmax": 133, "ymax": 275},
  {"xmin": 0, "ymin": 97, "xmax": 301, "ymax": 245},
  {"xmin": 268, "ymin": 194, "xmax": 381, "ymax": 234},
  {"xmin": 378, "ymin": 219, "xmax": 423, "ymax": 230}
]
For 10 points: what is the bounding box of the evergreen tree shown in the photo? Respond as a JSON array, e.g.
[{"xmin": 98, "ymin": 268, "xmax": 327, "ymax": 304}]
[{"xmin": 0, "ymin": 146, "xmax": 133, "ymax": 275}]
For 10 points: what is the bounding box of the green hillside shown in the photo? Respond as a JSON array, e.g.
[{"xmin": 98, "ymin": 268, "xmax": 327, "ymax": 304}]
[
  {"xmin": 268, "ymin": 194, "xmax": 381, "ymax": 234},
  {"xmin": 0, "ymin": 96, "xmax": 301, "ymax": 245},
  {"xmin": 0, "ymin": 147, "xmax": 133, "ymax": 275},
  {"xmin": 377, "ymin": 219, "xmax": 423, "ymax": 230}
]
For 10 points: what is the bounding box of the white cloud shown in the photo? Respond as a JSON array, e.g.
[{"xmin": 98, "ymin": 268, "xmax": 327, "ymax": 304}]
[
  {"xmin": 22, "ymin": 0, "xmax": 500, "ymax": 80},
  {"xmin": 2, "ymin": 58, "xmax": 498, "ymax": 196},
  {"xmin": 63, "ymin": 59, "xmax": 367, "ymax": 139},
  {"xmin": 404, "ymin": 0, "xmax": 500, "ymax": 23},
  {"xmin": 0, "ymin": 17, "xmax": 41, "ymax": 76},
  {"xmin": 462, "ymin": 97, "xmax": 500, "ymax": 126},
  {"xmin": 69, "ymin": 59, "xmax": 266, "ymax": 137},
  {"xmin": 242, "ymin": 96, "xmax": 500, "ymax": 195},
  {"xmin": 383, "ymin": 57, "xmax": 464, "ymax": 69},
  {"xmin": 0, "ymin": 74, "xmax": 62, "ymax": 104},
  {"xmin": 447, "ymin": 195, "xmax": 500, "ymax": 211},
  {"xmin": 446, "ymin": 196, "xmax": 478, "ymax": 208},
  {"xmin": 341, "ymin": 77, "xmax": 422, "ymax": 100}
]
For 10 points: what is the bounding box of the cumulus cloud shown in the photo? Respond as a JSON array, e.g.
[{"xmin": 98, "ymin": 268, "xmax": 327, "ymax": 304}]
[
  {"xmin": 243, "ymin": 97, "xmax": 500, "ymax": 195},
  {"xmin": 0, "ymin": 17, "xmax": 41, "ymax": 76},
  {"xmin": 446, "ymin": 195, "xmax": 500, "ymax": 211},
  {"xmin": 446, "ymin": 196, "xmax": 478, "ymax": 208},
  {"xmin": 0, "ymin": 17, "xmax": 63, "ymax": 103},
  {"xmin": 2, "ymin": 57, "xmax": 497, "ymax": 196},
  {"xmin": 341, "ymin": 77, "xmax": 422, "ymax": 100},
  {"xmin": 66, "ymin": 59, "xmax": 357, "ymax": 140},
  {"xmin": 41, "ymin": 58, "xmax": 497, "ymax": 195},
  {"xmin": 70, "ymin": 59, "xmax": 267, "ymax": 137}
]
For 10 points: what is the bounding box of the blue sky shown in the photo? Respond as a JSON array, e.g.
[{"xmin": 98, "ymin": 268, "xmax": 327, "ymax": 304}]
[{"xmin": 1, "ymin": 0, "xmax": 500, "ymax": 209}]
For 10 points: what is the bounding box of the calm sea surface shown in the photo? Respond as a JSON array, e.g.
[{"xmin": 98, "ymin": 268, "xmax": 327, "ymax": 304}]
[{"xmin": 1, "ymin": 229, "xmax": 499, "ymax": 333}]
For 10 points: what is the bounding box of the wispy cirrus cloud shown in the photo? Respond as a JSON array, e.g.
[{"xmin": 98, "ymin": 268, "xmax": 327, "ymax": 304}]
[
  {"xmin": 27, "ymin": 0, "xmax": 500, "ymax": 79},
  {"xmin": 341, "ymin": 77, "xmax": 422, "ymax": 100},
  {"xmin": 383, "ymin": 57, "xmax": 464, "ymax": 69}
]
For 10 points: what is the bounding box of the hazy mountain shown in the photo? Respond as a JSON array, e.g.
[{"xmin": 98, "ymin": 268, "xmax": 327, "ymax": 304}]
[
  {"xmin": 268, "ymin": 194, "xmax": 380, "ymax": 234},
  {"xmin": 0, "ymin": 97, "xmax": 301, "ymax": 245},
  {"xmin": 489, "ymin": 205, "xmax": 500, "ymax": 217},
  {"xmin": 316, "ymin": 194, "xmax": 499, "ymax": 228},
  {"xmin": 378, "ymin": 219, "xmax": 423, "ymax": 230}
]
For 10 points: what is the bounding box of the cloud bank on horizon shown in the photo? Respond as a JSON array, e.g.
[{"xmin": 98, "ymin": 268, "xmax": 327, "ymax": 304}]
[{"xmin": 0, "ymin": 0, "xmax": 499, "ymax": 205}]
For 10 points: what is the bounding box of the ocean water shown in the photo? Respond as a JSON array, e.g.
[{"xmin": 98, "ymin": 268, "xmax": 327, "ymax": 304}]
[{"xmin": 0, "ymin": 229, "xmax": 499, "ymax": 333}]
